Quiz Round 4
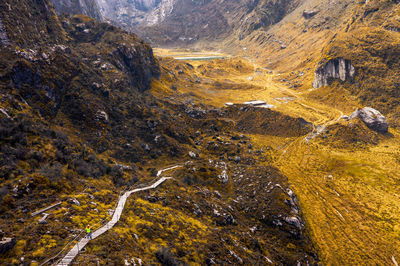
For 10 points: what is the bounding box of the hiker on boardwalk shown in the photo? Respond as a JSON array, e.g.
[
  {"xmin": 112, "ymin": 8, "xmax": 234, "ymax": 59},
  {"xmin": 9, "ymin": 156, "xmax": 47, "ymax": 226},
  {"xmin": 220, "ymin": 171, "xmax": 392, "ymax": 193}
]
[{"xmin": 86, "ymin": 225, "xmax": 92, "ymax": 239}]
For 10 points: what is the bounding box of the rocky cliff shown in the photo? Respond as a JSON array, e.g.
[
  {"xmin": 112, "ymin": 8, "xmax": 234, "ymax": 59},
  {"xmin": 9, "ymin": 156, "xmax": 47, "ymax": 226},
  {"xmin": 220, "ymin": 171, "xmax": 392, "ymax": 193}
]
[
  {"xmin": 51, "ymin": 0, "xmax": 103, "ymax": 21},
  {"xmin": 92, "ymin": 0, "xmax": 300, "ymax": 45},
  {"xmin": 96, "ymin": 0, "xmax": 175, "ymax": 27},
  {"xmin": 312, "ymin": 58, "xmax": 355, "ymax": 88}
]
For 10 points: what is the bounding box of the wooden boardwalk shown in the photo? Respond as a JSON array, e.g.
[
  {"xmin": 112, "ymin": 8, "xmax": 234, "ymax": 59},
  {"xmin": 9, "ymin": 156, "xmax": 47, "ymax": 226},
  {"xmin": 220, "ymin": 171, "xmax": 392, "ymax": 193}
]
[{"xmin": 56, "ymin": 165, "xmax": 181, "ymax": 265}]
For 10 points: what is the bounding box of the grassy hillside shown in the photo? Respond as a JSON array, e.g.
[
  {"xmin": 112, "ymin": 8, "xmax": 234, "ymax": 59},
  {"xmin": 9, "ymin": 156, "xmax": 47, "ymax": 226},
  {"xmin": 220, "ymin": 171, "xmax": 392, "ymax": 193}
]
[
  {"xmin": 0, "ymin": 0, "xmax": 318, "ymax": 264},
  {"xmin": 315, "ymin": 0, "xmax": 400, "ymax": 126},
  {"xmin": 152, "ymin": 52, "xmax": 400, "ymax": 265}
]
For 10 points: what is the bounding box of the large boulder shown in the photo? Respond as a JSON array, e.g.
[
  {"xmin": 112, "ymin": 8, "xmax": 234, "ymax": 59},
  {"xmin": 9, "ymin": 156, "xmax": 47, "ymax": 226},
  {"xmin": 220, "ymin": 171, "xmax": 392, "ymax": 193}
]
[{"xmin": 350, "ymin": 107, "xmax": 388, "ymax": 133}]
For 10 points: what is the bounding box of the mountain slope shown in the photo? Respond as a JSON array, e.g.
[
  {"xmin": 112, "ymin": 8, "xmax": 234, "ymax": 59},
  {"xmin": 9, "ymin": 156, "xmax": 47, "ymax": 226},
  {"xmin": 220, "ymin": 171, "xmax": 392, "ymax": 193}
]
[
  {"xmin": 224, "ymin": 0, "xmax": 400, "ymax": 127},
  {"xmin": 312, "ymin": 0, "xmax": 400, "ymax": 125},
  {"xmin": 100, "ymin": 0, "xmax": 399, "ymax": 127},
  {"xmin": 93, "ymin": 0, "xmax": 301, "ymax": 45},
  {"xmin": 0, "ymin": 0, "xmax": 318, "ymax": 264}
]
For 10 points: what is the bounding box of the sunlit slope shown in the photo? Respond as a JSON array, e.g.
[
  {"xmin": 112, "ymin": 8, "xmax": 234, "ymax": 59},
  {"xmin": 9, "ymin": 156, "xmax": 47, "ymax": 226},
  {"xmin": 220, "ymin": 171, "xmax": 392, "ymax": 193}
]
[
  {"xmin": 152, "ymin": 53, "xmax": 400, "ymax": 265},
  {"xmin": 153, "ymin": 54, "xmax": 347, "ymax": 124},
  {"xmin": 268, "ymin": 130, "xmax": 400, "ymax": 265}
]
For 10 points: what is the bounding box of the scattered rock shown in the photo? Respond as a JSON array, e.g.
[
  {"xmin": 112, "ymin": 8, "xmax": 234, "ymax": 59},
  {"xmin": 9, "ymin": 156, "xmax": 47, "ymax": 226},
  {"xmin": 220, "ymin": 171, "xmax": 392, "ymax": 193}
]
[
  {"xmin": 92, "ymin": 82, "xmax": 101, "ymax": 91},
  {"xmin": 193, "ymin": 203, "xmax": 202, "ymax": 216},
  {"xmin": 0, "ymin": 108, "xmax": 11, "ymax": 119},
  {"xmin": 115, "ymin": 163, "xmax": 133, "ymax": 171},
  {"xmin": 54, "ymin": 44, "xmax": 71, "ymax": 54},
  {"xmin": 70, "ymin": 197, "xmax": 80, "ymax": 206},
  {"xmin": 218, "ymin": 170, "xmax": 229, "ymax": 184},
  {"xmin": 250, "ymin": 226, "xmax": 257, "ymax": 233},
  {"xmin": 284, "ymin": 216, "xmax": 303, "ymax": 230},
  {"xmin": 214, "ymin": 191, "xmax": 222, "ymax": 198},
  {"xmin": 100, "ymin": 63, "xmax": 112, "ymax": 70},
  {"xmin": 95, "ymin": 110, "xmax": 109, "ymax": 123},
  {"xmin": 141, "ymin": 143, "xmax": 151, "ymax": 152},
  {"xmin": 233, "ymin": 156, "xmax": 241, "ymax": 163},
  {"xmin": 303, "ymin": 10, "xmax": 319, "ymax": 19},
  {"xmin": 350, "ymin": 107, "xmax": 388, "ymax": 133},
  {"xmin": 188, "ymin": 151, "xmax": 199, "ymax": 159},
  {"xmin": 385, "ymin": 26, "xmax": 400, "ymax": 33},
  {"xmin": 0, "ymin": 238, "xmax": 16, "ymax": 254},
  {"xmin": 206, "ymin": 257, "xmax": 216, "ymax": 265},
  {"xmin": 223, "ymin": 214, "xmax": 235, "ymax": 225},
  {"xmin": 185, "ymin": 106, "xmax": 207, "ymax": 118},
  {"xmin": 229, "ymin": 250, "xmax": 243, "ymax": 264},
  {"xmin": 87, "ymin": 193, "xmax": 95, "ymax": 199},
  {"xmin": 213, "ymin": 209, "xmax": 221, "ymax": 217}
]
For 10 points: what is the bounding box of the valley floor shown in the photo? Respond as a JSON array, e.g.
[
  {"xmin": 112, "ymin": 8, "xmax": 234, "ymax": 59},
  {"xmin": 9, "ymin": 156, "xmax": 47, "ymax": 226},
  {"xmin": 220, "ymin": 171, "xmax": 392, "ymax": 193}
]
[{"xmin": 153, "ymin": 49, "xmax": 400, "ymax": 265}]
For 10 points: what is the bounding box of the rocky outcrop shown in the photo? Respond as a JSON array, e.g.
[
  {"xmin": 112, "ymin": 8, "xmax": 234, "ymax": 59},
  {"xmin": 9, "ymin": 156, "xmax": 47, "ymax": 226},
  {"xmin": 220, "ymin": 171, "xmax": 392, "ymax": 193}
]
[
  {"xmin": 51, "ymin": 0, "xmax": 103, "ymax": 21},
  {"xmin": 112, "ymin": 44, "xmax": 160, "ymax": 92},
  {"xmin": 0, "ymin": 19, "xmax": 10, "ymax": 46},
  {"xmin": 313, "ymin": 58, "xmax": 355, "ymax": 88},
  {"xmin": 350, "ymin": 107, "xmax": 388, "ymax": 133}
]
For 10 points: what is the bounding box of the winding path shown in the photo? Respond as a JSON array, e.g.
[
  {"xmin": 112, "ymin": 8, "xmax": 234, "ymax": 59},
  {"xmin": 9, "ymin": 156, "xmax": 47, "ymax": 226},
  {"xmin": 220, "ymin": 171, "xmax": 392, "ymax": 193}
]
[{"xmin": 56, "ymin": 165, "xmax": 182, "ymax": 266}]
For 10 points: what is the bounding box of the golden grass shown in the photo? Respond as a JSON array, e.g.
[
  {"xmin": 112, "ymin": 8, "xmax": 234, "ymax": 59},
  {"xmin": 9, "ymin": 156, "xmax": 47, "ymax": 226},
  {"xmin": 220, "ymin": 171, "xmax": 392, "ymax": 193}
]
[
  {"xmin": 153, "ymin": 51, "xmax": 400, "ymax": 265},
  {"xmin": 267, "ymin": 130, "xmax": 400, "ymax": 265}
]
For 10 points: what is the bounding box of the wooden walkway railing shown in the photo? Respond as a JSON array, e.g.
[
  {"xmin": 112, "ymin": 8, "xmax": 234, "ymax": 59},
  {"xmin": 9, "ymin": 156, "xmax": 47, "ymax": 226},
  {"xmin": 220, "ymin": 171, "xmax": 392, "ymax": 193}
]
[{"xmin": 55, "ymin": 164, "xmax": 182, "ymax": 265}]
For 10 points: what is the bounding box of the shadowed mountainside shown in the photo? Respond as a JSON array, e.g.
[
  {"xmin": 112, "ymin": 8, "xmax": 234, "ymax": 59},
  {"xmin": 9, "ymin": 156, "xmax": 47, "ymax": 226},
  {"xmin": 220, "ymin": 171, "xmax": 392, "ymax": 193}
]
[{"xmin": 51, "ymin": 0, "xmax": 103, "ymax": 21}]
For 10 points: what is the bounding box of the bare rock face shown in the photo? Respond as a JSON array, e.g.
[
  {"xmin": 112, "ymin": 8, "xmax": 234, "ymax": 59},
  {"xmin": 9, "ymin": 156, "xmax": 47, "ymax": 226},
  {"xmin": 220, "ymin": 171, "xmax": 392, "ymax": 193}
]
[
  {"xmin": 350, "ymin": 107, "xmax": 388, "ymax": 133},
  {"xmin": 51, "ymin": 0, "xmax": 103, "ymax": 21},
  {"xmin": 96, "ymin": 0, "xmax": 176, "ymax": 27},
  {"xmin": 313, "ymin": 58, "xmax": 355, "ymax": 88},
  {"xmin": 95, "ymin": 0, "xmax": 298, "ymax": 45},
  {"xmin": 112, "ymin": 44, "xmax": 160, "ymax": 92}
]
